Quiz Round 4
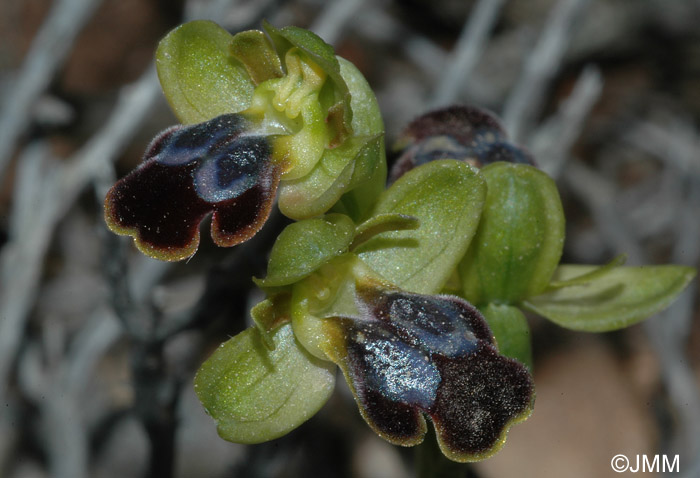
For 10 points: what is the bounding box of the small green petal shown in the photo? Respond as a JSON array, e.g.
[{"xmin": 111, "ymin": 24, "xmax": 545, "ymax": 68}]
[
  {"xmin": 263, "ymin": 22, "xmax": 338, "ymax": 74},
  {"xmin": 523, "ymin": 265, "xmax": 696, "ymax": 331},
  {"xmin": 357, "ymin": 160, "xmax": 486, "ymax": 294},
  {"xmin": 229, "ymin": 30, "xmax": 284, "ymax": 84},
  {"xmin": 254, "ymin": 214, "xmax": 355, "ymax": 287},
  {"xmin": 156, "ymin": 20, "xmax": 255, "ymax": 124},
  {"xmin": 459, "ymin": 162, "xmax": 565, "ymax": 305},
  {"xmin": 194, "ymin": 324, "xmax": 336, "ymax": 444},
  {"xmin": 481, "ymin": 303, "xmax": 533, "ymax": 369}
]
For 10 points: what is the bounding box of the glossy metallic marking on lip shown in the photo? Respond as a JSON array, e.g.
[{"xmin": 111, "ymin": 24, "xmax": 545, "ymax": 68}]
[
  {"xmin": 357, "ymin": 285, "xmax": 493, "ymax": 357},
  {"xmin": 144, "ymin": 114, "xmax": 270, "ymax": 203},
  {"xmin": 323, "ymin": 285, "xmax": 535, "ymax": 461},
  {"xmin": 104, "ymin": 113, "xmax": 280, "ymax": 261},
  {"xmin": 349, "ymin": 321, "xmax": 441, "ymax": 409}
]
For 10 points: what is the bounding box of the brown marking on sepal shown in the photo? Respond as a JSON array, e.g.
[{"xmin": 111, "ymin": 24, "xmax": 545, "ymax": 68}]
[{"xmin": 325, "ymin": 101, "xmax": 351, "ymax": 149}]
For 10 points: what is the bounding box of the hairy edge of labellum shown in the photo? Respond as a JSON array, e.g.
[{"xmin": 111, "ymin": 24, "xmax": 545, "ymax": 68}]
[
  {"xmin": 104, "ymin": 114, "xmax": 282, "ymax": 261},
  {"xmin": 319, "ymin": 286, "xmax": 535, "ymax": 461}
]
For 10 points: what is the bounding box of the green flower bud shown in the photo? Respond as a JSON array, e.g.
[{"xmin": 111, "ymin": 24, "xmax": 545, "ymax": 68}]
[{"xmin": 459, "ymin": 162, "xmax": 565, "ymax": 305}]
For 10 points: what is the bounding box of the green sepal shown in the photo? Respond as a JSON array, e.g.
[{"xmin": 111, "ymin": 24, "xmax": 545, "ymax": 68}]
[
  {"xmin": 229, "ymin": 30, "xmax": 284, "ymax": 84},
  {"xmin": 480, "ymin": 303, "xmax": 533, "ymax": 369},
  {"xmin": 351, "ymin": 213, "xmax": 419, "ymax": 250},
  {"xmin": 278, "ymin": 134, "xmax": 382, "ymax": 219},
  {"xmin": 459, "ymin": 162, "xmax": 565, "ymax": 305},
  {"xmin": 156, "ymin": 20, "xmax": 255, "ymax": 124},
  {"xmin": 546, "ymin": 254, "xmax": 626, "ymax": 290},
  {"xmin": 194, "ymin": 323, "xmax": 336, "ymax": 444},
  {"xmin": 332, "ymin": 151, "xmax": 387, "ymax": 222},
  {"xmin": 331, "ymin": 58, "xmax": 386, "ymax": 222},
  {"xmin": 523, "ymin": 265, "xmax": 696, "ymax": 331},
  {"xmin": 254, "ymin": 214, "xmax": 355, "ymax": 288},
  {"xmin": 356, "ymin": 160, "xmax": 486, "ymax": 294}
]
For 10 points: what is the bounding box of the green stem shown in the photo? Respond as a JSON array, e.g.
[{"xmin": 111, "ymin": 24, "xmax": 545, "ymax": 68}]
[{"xmin": 415, "ymin": 429, "xmax": 480, "ymax": 478}]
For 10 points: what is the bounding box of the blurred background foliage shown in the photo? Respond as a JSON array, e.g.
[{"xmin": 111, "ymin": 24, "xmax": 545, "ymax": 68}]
[{"xmin": 0, "ymin": 0, "xmax": 699, "ymax": 477}]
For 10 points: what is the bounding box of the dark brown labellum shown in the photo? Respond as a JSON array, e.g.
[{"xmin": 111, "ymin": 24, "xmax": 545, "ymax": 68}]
[
  {"xmin": 389, "ymin": 105, "xmax": 535, "ymax": 183},
  {"xmin": 104, "ymin": 114, "xmax": 280, "ymax": 261},
  {"xmin": 324, "ymin": 285, "xmax": 535, "ymax": 461}
]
